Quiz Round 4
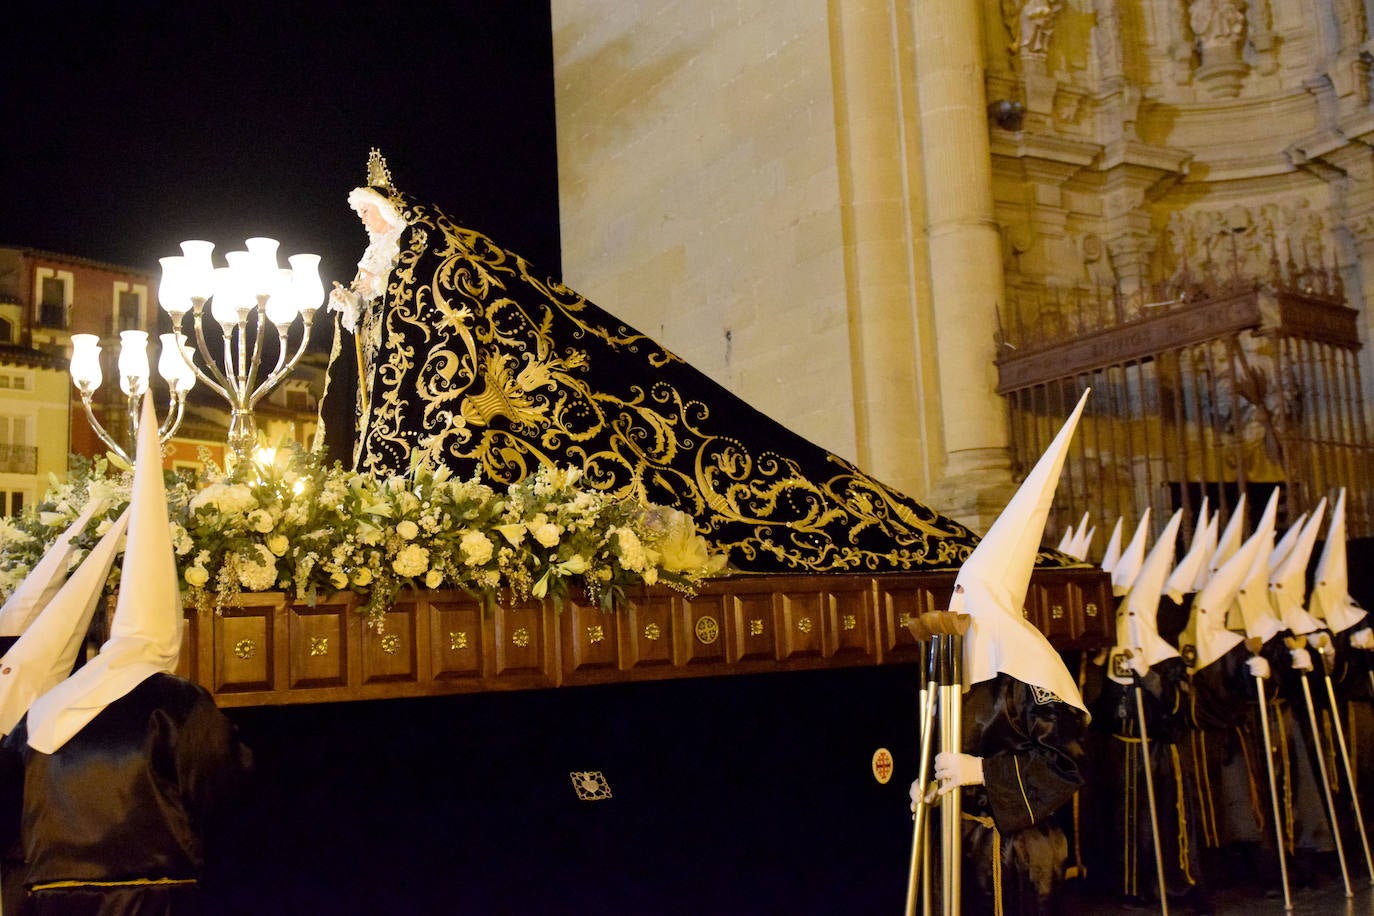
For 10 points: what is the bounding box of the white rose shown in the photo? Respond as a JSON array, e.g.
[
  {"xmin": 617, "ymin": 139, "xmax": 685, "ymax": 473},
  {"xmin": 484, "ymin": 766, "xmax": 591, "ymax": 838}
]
[
  {"xmin": 352, "ymin": 566, "xmax": 374, "ymax": 587},
  {"xmin": 267, "ymin": 534, "xmax": 290, "ymax": 557},
  {"xmin": 330, "ymin": 570, "xmax": 349, "ymax": 590},
  {"xmin": 185, "ymin": 566, "xmax": 209, "ymax": 588},
  {"xmin": 248, "ymin": 509, "xmax": 275, "ymax": 534},
  {"xmin": 529, "ymin": 513, "xmax": 563, "ymax": 549},
  {"xmin": 424, "ymin": 569, "xmax": 444, "ymax": 589},
  {"xmin": 396, "ymin": 519, "xmax": 420, "ymax": 540}
]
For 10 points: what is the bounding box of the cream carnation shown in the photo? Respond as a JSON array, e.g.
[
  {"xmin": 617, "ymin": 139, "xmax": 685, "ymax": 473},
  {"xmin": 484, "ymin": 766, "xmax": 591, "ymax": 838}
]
[
  {"xmin": 460, "ymin": 531, "xmax": 494, "ymax": 567},
  {"xmin": 393, "ymin": 544, "xmax": 431, "ymax": 577},
  {"xmin": 237, "ymin": 544, "xmax": 279, "ymax": 591}
]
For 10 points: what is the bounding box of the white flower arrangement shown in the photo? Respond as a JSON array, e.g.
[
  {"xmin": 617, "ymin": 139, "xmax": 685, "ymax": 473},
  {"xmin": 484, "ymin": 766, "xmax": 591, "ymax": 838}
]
[{"xmin": 0, "ymin": 449, "xmax": 728, "ymax": 632}]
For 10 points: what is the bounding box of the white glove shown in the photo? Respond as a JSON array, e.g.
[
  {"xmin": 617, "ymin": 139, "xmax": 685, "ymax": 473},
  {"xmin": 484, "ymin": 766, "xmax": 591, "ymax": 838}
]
[
  {"xmin": 932, "ymin": 751, "xmax": 985, "ymax": 796},
  {"xmin": 1246, "ymin": 656, "xmax": 1271, "ymax": 680},
  {"xmin": 1289, "ymin": 647, "xmax": 1313, "ymax": 672},
  {"xmin": 1351, "ymin": 628, "xmax": 1374, "ymax": 650}
]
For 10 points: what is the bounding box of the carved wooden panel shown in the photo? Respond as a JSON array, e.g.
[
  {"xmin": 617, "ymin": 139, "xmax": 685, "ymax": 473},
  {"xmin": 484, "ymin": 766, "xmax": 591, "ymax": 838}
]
[
  {"xmin": 360, "ymin": 602, "xmax": 419, "ymax": 685},
  {"xmin": 776, "ymin": 589, "xmax": 826, "ymax": 662},
  {"xmin": 561, "ymin": 602, "xmax": 619, "ymax": 676},
  {"xmin": 620, "ymin": 592, "xmax": 678, "ymax": 670},
  {"xmin": 727, "ymin": 591, "xmax": 776, "ymax": 663},
  {"xmin": 491, "ymin": 603, "xmax": 549, "ymax": 681},
  {"xmin": 212, "ymin": 599, "xmax": 275, "ymax": 694},
  {"xmin": 827, "ymin": 581, "xmax": 878, "ymax": 663},
  {"xmin": 680, "ymin": 593, "xmax": 728, "ymax": 667},
  {"xmin": 429, "ymin": 595, "xmax": 484, "ymax": 681},
  {"xmin": 288, "ymin": 597, "xmax": 350, "ymax": 690},
  {"xmin": 874, "ymin": 575, "xmax": 953, "ymax": 663},
  {"xmin": 1028, "ymin": 580, "xmax": 1079, "ymax": 642}
]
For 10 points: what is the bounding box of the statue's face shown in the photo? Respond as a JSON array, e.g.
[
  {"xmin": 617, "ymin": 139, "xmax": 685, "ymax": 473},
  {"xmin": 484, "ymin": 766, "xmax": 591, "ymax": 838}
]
[{"xmin": 359, "ymin": 203, "xmax": 391, "ymax": 235}]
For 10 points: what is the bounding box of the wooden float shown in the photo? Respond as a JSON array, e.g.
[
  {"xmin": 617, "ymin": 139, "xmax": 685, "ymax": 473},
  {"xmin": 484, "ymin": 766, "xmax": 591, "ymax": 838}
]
[{"xmin": 178, "ymin": 567, "xmax": 1113, "ymax": 707}]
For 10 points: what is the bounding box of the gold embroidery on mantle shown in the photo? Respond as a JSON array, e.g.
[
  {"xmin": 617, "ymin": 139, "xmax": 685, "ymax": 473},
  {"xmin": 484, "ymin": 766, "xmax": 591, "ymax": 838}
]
[{"xmin": 339, "ymin": 190, "xmax": 995, "ymax": 576}]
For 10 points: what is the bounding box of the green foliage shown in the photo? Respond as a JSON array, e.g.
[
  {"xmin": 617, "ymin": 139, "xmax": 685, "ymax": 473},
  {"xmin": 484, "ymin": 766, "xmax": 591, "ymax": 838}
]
[{"xmin": 0, "ymin": 448, "xmax": 727, "ymax": 632}]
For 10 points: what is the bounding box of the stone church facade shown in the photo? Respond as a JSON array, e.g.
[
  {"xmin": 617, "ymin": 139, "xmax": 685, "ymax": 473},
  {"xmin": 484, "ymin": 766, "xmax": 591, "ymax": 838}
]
[{"xmin": 551, "ymin": 0, "xmax": 1374, "ymax": 543}]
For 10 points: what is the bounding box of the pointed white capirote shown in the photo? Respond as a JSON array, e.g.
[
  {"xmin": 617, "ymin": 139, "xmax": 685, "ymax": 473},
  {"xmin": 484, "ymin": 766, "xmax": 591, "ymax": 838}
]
[
  {"xmin": 1230, "ymin": 489, "xmax": 1283, "ymax": 644},
  {"xmin": 0, "ymin": 497, "xmax": 108, "ymax": 638},
  {"xmin": 1269, "ymin": 500, "xmax": 1326, "ymax": 636},
  {"xmin": 1310, "ymin": 489, "xmax": 1367, "ymax": 634},
  {"xmin": 950, "ymin": 389, "xmax": 1091, "ymax": 713},
  {"xmin": 1164, "ymin": 499, "xmax": 1209, "ymax": 604},
  {"xmin": 1119, "ymin": 509, "xmax": 1184, "ymax": 669},
  {"xmin": 1112, "ymin": 509, "xmax": 1153, "ymax": 597},
  {"xmin": 1100, "ymin": 517, "xmax": 1124, "ymax": 574},
  {"xmin": 27, "ymin": 393, "xmax": 183, "ymax": 754},
  {"xmin": 0, "ymin": 509, "xmax": 130, "ymax": 736}
]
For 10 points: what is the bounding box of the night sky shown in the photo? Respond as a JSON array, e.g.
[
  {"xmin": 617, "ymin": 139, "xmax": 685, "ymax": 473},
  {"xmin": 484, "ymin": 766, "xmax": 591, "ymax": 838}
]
[{"xmin": 1, "ymin": 2, "xmax": 561, "ymax": 295}]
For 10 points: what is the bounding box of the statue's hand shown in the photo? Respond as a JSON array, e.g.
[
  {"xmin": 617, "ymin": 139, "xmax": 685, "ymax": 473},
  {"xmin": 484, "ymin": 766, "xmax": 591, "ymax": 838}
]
[{"xmin": 328, "ymin": 283, "xmax": 362, "ymax": 333}]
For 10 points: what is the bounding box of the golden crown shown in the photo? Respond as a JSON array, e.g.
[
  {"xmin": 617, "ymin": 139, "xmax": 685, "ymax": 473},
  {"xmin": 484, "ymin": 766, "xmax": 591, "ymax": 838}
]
[{"xmin": 366, "ymin": 148, "xmax": 393, "ymax": 190}]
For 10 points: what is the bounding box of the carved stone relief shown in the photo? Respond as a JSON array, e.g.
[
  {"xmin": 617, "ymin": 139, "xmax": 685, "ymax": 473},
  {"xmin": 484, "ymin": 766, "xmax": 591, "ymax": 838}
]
[
  {"xmin": 1002, "ymin": 0, "xmax": 1066, "ymax": 57},
  {"xmin": 1188, "ymin": 0, "xmax": 1250, "ymax": 96},
  {"xmin": 1161, "ymin": 199, "xmax": 1334, "ymax": 293}
]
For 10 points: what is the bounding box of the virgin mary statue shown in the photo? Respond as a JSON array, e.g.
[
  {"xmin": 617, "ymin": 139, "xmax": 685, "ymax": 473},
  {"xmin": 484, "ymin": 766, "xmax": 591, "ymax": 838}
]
[{"xmin": 318, "ymin": 151, "xmax": 1034, "ymax": 576}]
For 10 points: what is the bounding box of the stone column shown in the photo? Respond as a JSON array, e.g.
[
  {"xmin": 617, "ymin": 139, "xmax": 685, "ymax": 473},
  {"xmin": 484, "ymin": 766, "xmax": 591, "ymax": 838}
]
[
  {"xmin": 828, "ymin": 0, "xmax": 941, "ymax": 496},
  {"xmin": 914, "ymin": 0, "xmax": 1015, "ymax": 527}
]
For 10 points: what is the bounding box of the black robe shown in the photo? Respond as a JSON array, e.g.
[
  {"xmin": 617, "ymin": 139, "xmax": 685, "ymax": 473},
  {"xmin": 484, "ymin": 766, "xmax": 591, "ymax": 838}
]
[
  {"xmin": 313, "ymin": 183, "xmax": 1095, "ymax": 576},
  {"xmin": 956, "ymin": 673, "xmax": 1087, "ymax": 916},
  {"xmin": 1329, "ymin": 626, "xmax": 1374, "ymax": 699},
  {"xmin": 1185, "ymin": 641, "xmax": 1268, "ymax": 850},
  {"xmin": 1263, "ymin": 631, "xmax": 1337, "ymax": 858},
  {"xmin": 0, "ymin": 673, "xmax": 252, "ymax": 915},
  {"xmin": 1089, "ymin": 655, "xmax": 1205, "ymax": 902}
]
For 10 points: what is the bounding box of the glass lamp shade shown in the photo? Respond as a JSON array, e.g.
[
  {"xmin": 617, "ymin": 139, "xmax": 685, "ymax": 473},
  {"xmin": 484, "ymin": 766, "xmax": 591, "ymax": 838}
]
[
  {"xmin": 158, "ymin": 333, "xmax": 197, "ymax": 393},
  {"xmin": 210, "ymin": 266, "xmax": 248, "ymax": 325},
  {"xmin": 287, "ymin": 254, "xmax": 324, "ymax": 313},
  {"xmin": 265, "ymin": 269, "xmax": 300, "ymax": 325},
  {"xmin": 179, "ymin": 240, "xmax": 217, "ymax": 301},
  {"xmin": 244, "ymin": 237, "xmax": 281, "ymax": 296},
  {"xmin": 117, "ymin": 330, "xmax": 151, "ymax": 397},
  {"xmin": 69, "ymin": 334, "xmax": 103, "ymax": 390},
  {"xmin": 158, "ymin": 256, "xmax": 191, "ymax": 315}
]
